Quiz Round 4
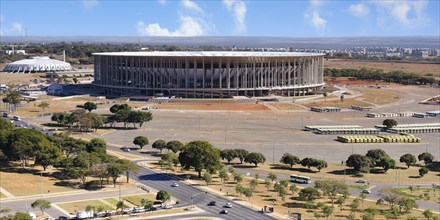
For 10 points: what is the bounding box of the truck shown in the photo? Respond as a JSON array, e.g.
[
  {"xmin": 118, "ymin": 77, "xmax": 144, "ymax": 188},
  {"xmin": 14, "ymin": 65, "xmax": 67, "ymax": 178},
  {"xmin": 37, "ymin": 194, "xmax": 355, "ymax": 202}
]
[{"xmin": 76, "ymin": 210, "xmax": 94, "ymax": 219}]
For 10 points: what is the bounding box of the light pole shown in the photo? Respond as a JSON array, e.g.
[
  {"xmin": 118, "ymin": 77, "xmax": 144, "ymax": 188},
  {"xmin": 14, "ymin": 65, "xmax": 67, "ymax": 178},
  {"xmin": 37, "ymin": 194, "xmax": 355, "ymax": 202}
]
[{"xmin": 40, "ymin": 171, "xmax": 43, "ymax": 197}]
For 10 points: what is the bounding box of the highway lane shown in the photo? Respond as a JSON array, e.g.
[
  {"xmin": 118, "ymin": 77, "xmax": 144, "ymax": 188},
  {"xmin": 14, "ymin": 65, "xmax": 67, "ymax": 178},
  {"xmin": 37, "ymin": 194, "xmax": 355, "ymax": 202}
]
[{"xmin": 132, "ymin": 161, "xmax": 275, "ymax": 220}]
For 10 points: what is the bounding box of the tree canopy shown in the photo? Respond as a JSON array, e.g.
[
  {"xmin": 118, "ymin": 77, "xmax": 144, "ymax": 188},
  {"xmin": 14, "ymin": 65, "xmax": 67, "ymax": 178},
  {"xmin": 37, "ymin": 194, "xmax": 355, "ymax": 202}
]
[
  {"xmin": 178, "ymin": 140, "xmax": 221, "ymax": 177},
  {"xmin": 280, "ymin": 153, "xmax": 301, "ymax": 168},
  {"xmin": 133, "ymin": 136, "xmax": 149, "ymax": 149}
]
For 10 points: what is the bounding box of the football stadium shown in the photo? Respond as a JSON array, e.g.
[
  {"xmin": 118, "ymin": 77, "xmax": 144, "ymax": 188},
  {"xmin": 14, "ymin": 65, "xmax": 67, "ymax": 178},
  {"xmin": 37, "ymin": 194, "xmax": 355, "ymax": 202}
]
[{"xmin": 93, "ymin": 51, "xmax": 325, "ymax": 98}]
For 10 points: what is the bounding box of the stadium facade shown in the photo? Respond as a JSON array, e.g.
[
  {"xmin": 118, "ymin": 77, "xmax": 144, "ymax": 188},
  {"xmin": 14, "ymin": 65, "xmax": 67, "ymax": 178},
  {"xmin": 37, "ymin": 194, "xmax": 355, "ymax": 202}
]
[{"xmin": 93, "ymin": 51, "xmax": 324, "ymax": 98}]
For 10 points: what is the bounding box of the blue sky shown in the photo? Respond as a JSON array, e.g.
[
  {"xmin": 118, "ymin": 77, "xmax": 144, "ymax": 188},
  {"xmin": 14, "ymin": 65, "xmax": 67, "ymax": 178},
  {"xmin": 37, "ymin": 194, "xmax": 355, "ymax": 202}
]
[{"xmin": 1, "ymin": 0, "xmax": 439, "ymax": 37}]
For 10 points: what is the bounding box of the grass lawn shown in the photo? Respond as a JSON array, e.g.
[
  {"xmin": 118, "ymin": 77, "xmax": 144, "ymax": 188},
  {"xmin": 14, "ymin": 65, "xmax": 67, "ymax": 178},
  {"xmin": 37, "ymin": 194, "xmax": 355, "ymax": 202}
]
[
  {"xmin": 141, "ymin": 161, "xmax": 440, "ymax": 219},
  {"xmin": 347, "ymin": 184, "xmax": 368, "ymax": 190},
  {"xmin": 123, "ymin": 194, "xmax": 157, "ymax": 206},
  {"xmin": 399, "ymin": 187, "xmax": 440, "ymax": 203},
  {"xmin": 57, "ymin": 200, "xmax": 112, "ymax": 215},
  {"xmin": 302, "ymin": 98, "xmax": 373, "ymax": 109},
  {"xmin": 355, "ymin": 88, "xmax": 402, "ymax": 105},
  {"xmin": 104, "ymin": 198, "xmax": 119, "ymax": 207},
  {"xmin": 269, "ymin": 103, "xmax": 306, "ymax": 111},
  {"xmin": 236, "ymin": 163, "xmax": 440, "ymax": 184},
  {"xmin": 0, "ymin": 169, "xmax": 75, "ymax": 197}
]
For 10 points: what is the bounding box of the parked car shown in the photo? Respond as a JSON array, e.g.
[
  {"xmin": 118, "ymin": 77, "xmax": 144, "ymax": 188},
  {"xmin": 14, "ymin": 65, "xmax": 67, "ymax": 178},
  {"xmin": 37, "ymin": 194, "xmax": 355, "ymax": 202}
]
[
  {"xmin": 208, "ymin": 201, "xmax": 216, "ymax": 206},
  {"xmin": 13, "ymin": 116, "xmax": 20, "ymax": 121},
  {"xmin": 132, "ymin": 206, "xmax": 145, "ymax": 213},
  {"xmin": 57, "ymin": 216, "xmax": 68, "ymax": 220},
  {"xmin": 224, "ymin": 203, "xmax": 233, "ymax": 208},
  {"xmin": 220, "ymin": 209, "xmax": 229, "ymax": 214},
  {"xmin": 122, "ymin": 208, "xmax": 132, "ymax": 214},
  {"xmin": 171, "ymin": 182, "xmax": 179, "ymax": 187},
  {"xmin": 2, "ymin": 113, "xmax": 8, "ymax": 117},
  {"xmin": 362, "ymin": 189, "xmax": 371, "ymax": 194}
]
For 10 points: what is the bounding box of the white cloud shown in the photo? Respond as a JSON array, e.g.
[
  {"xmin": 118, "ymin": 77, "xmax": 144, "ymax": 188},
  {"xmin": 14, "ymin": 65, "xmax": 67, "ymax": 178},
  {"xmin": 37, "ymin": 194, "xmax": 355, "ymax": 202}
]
[
  {"xmin": 348, "ymin": 3, "xmax": 369, "ymax": 17},
  {"xmin": 158, "ymin": 0, "xmax": 166, "ymax": 5},
  {"xmin": 82, "ymin": 0, "xmax": 98, "ymax": 10},
  {"xmin": 374, "ymin": 0, "xmax": 429, "ymax": 27},
  {"xmin": 223, "ymin": 0, "xmax": 247, "ymax": 33},
  {"xmin": 304, "ymin": 0, "xmax": 327, "ymax": 33},
  {"xmin": 181, "ymin": 0, "xmax": 203, "ymax": 13},
  {"xmin": 12, "ymin": 22, "xmax": 25, "ymax": 35},
  {"xmin": 136, "ymin": 15, "xmax": 205, "ymax": 36}
]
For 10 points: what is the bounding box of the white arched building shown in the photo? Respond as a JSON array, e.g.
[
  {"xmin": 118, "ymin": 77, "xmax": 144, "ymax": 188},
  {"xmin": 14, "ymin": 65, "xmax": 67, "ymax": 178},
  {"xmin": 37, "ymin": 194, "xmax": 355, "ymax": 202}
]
[{"xmin": 2, "ymin": 56, "xmax": 72, "ymax": 73}]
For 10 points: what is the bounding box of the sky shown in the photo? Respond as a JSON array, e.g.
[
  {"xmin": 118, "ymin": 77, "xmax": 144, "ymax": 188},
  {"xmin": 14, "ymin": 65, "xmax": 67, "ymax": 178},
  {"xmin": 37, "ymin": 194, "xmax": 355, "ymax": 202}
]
[{"xmin": 0, "ymin": 0, "xmax": 439, "ymax": 37}]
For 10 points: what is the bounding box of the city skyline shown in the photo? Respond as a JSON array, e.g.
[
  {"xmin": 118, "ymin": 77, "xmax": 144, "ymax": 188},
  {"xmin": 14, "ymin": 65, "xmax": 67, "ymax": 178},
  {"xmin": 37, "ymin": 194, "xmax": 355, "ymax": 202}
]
[{"xmin": 1, "ymin": 0, "xmax": 439, "ymax": 37}]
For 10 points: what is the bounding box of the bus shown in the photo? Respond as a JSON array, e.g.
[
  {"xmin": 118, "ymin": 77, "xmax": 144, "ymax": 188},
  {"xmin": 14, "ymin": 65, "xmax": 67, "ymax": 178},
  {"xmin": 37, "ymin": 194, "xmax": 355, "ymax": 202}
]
[{"xmin": 290, "ymin": 174, "xmax": 311, "ymax": 184}]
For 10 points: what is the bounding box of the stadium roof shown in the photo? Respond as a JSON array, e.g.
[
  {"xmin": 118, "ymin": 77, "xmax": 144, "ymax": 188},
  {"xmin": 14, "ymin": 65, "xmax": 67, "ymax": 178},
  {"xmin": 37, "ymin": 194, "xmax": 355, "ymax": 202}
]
[
  {"xmin": 93, "ymin": 51, "xmax": 324, "ymax": 57},
  {"xmin": 3, "ymin": 56, "xmax": 72, "ymax": 73}
]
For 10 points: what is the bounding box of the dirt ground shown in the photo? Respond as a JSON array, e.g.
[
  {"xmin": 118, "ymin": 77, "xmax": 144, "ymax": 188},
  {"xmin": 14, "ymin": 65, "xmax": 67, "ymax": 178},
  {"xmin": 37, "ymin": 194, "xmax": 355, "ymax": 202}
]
[
  {"xmin": 325, "ymin": 59, "xmax": 440, "ymax": 78},
  {"xmin": 157, "ymin": 104, "xmax": 269, "ymax": 111}
]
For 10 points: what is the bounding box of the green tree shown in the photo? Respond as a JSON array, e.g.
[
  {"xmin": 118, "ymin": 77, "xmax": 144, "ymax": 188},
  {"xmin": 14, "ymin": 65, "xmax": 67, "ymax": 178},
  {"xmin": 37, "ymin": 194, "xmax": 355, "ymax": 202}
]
[
  {"xmin": 377, "ymin": 156, "xmax": 396, "ymax": 173},
  {"xmin": 220, "ymin": 149, "xmax": 237, "ymax": 164},
  {"xmin": 235, "ymin": 184, "xmax": 245, "ymax": 196},
  {"xmin": 34, "ymin": 142, "xmax": 62, "ymax": 171},
  {"xmin": 249, "ymin": 178, "xmax": 258, "ymax": 191},
  {"xmin": 118, "ymin": 159, "xmax": 140, "ymax": 183},
  {"xmin": 2, "ymin": 212, "xmax": 33, "ymax": 220},
  {"xmin": 86, "ymin": 138, "xmax": 107, "ymax": 155},
  {"xmin": 141, "ymin": 199, "xmax": 154, "ymax": 209},
  {"xmin": 152, "ymin": 139, "xmax": 167, "ymax": 153},
  {"xmin": 107, "ymin": 161, "xmax": 125, "ymax": 187},
  {"xmin": 397, "ymin": 197, "xmax": 416, "ymax": 213},
  {"xmin": 278, "ymin": 185, "xmax": 287, "ymax": 201},
  {"xmin": 156, "ymin": 190, "xmax": 171, "ymax": 202},
  {"xmin": 423, "ymin": 209, "xmax": 433, "ymax": 220},
  {"xmin": 366, "ymin": 149, "xmax": 389, "ymax": 166},
  {"xmin": 85, "ymin": 205, "xmax": 96, "ymax": 212},
  {"xmin": 37, "ymin": 102, "xmax": 50, "ymax": 111},
  {"xmin": 243, "ymin": 187, "xmax": 253, "ymax": 200},
  {"xmin": 203, "ymin": 172, "xmax": 212, "ymax": 185},
  {"xmin": 322, "ymin": 205, "xmax": 334, "ymax": 220},
  {"xmin": 419, "ymin": 167, "xmax": 429, "ymax": 177},
  {"xmin": 233, "ymin": 173, "xmax": 243, "ymax": 184},
  {"xmin": 290, "ymin": 184, "xmax": 298, "ymax": 195},
  {"xmin": 244, "ymin": 152, "xmax": 266, "ymax": 167},
  {"xmin": 280, "ymin": 153, "xmax": 300, "ymax": 168},
  {"xmin": 116, "ymin": 201, "xmax": 124, "ymax": 212},
  {"xmin": 133, "ymin": 136, "xmax": 149, "ymax": 149},
  {"xmin": 323, "ymin": 92, "xmax": 328, "ymax": 102},
  {"xmin": 380, "ymin": 188, "xmax": 402, "ymax": 207},
  {"xmin": 31, "ymin": 199, "xmax": 51, "ymax": 215},
  {"xmin": 83, "ymin": 102, "xmax": 97, "ymax": 112},
  {"xmin": 418, "ymin": 152, "xmax": 434, "ymax": 165},
  {"xmin": 340, "ymin": 95, "xmax": 344, "ymax": 102},
  {"xmin": 383, "ymin": 119, "xmax": 398, "ymax": 129},
  {"xmin": 110, "ymin": 104, "xmax": 131, "ymax": 113},
  {"xmin": 364, "ymin": 207, "xmax": 380, "ymax": 218},
  {"xmin": 268, "ymin": 172, "xmax": 277, "ymax": 182},
  {"xmin": 314, "ymin": 180, "xmax": 349, "ymax": 206},
  {"xmin": 166, "ymin": 140, "xmax": 183, "ymax": 153},
  {"xmin": 399, "ymin": 153, "xmax": 417, "ymax": 168},
  {"xmin": 299, "ymin": 187, "xmax": 321, "ymax": 202},
  {"xmin": 161, "ymin": 152, "xmax": 179, "ymax": 166},
  {"xmin": 234, "ymin": 149, "xmax": 249, "ymax": 164},
  {"xmin": 4, "ymin": 128, "xmax": 47, "ymax": 167},
  {"xmin": 350, "ymin": 198, "xmax": 360, "ymax": 217},
  {"xmin": 178, "ymin": 140, "xmax": 221, "ymax": 178},
  {"xmin": 218, "ymin": 169, "xmax": 229, "ymax": 184},
  {"xmin": 5, "ymin": 90, "xmax": 21, "ymax": 112},
  {"xmin": 336, "ymin": 196, "xmax": 346, "ymax": 211},
  {"xmin": 264, "ymin": 179, "xmax": 272, "ymax": 191},
  {"xmin": 346, "ymin": 154, "xmax": 372, "ymax": 173}
]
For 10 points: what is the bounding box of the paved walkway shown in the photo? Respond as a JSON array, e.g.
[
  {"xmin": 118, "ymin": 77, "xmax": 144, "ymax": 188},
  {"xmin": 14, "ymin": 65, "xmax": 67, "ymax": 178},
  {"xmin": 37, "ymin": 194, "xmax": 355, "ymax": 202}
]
[{"xmin": 0, "ymin": 187, "xmax": 15, "ymax": 198}]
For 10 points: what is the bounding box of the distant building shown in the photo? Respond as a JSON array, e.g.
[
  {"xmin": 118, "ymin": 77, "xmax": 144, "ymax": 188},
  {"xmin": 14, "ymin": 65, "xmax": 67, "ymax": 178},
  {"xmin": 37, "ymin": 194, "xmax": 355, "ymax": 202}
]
[
  {"xmin": 47, "ymin": 83, "xmax": 63, "ymax": 95},
  {"xmin": 0, "ymin": 50, "xmax": 26, "ymax": 55},
  {"xmin": 412, "ymin": 50, "xmax": 429, "ymax": 58},
  {"xmin": 2, "ymin": 56, "xmax": 72, "ymax": 73}
]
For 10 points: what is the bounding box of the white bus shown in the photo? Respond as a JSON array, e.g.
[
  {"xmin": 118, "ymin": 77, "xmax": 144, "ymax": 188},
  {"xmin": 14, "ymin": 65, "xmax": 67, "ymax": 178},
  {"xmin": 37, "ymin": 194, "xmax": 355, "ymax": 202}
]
[{"xmin": 290, "ymin": 174, "xmax": 312, "ymax": 184}]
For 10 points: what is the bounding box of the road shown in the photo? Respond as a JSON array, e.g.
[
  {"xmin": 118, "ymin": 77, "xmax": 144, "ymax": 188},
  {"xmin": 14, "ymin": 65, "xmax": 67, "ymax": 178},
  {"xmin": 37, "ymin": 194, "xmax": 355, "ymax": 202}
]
[
  {"xmin": 2, "ymin": 116, "xmax": 275, "ymax": 220},
  {"xmin": 0, "ymin": 188, "xmax": 145, "ymax": 218},
  {"xmin": 132, "ymin": 161, "xmax": 275, "ymax": 220}
]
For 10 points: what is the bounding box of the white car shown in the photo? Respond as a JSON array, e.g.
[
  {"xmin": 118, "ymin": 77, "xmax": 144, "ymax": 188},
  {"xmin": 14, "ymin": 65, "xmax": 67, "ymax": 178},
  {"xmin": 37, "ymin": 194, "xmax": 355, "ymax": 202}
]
[
  {"xmin": 120, "ymin": 146, "xmax": 130, "ymax": 152},
  {"xmin": 171, "ymin": 182, "xmax": 179, "ymax": 187},
  {"xmin": 161, "ymin": 203, "xmax": 173, "ymax": 209},
  {"xmin": 224, "ymin": 203, "xmax": 233, "ymax": 208}
]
